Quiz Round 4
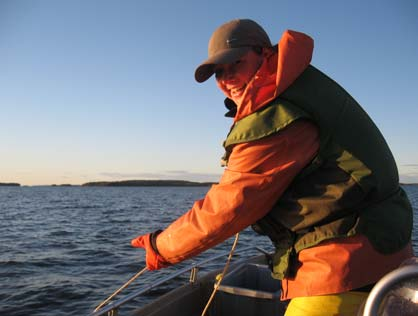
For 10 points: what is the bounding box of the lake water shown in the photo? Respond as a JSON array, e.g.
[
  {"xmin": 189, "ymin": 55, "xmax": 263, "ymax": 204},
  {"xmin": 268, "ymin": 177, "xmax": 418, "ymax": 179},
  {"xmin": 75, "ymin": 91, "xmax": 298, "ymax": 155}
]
[{"xmin": 1, "ymin": 185, "xmax": 417, "ymax": 316}]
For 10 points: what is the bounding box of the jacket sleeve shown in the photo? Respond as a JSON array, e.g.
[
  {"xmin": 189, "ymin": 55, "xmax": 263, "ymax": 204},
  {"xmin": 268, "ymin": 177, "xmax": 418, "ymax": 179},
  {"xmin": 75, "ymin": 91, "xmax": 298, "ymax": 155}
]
[{"xmin": 156, "ymin": 120, "xmax": 319, "ymax": 264}]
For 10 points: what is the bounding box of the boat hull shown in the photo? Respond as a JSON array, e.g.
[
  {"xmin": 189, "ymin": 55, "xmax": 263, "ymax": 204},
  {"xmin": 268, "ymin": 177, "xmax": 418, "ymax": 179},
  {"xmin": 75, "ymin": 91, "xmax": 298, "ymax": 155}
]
[{"xmin": 131, "ymin": 254, "xmax": 287, "ymax": 316}]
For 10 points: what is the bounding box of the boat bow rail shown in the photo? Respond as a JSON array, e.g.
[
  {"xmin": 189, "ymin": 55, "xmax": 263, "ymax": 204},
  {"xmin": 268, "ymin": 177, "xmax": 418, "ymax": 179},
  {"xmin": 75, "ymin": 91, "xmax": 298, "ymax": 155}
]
[
  {"xmin": 90, "ymin": 246, "xmax": 270, "ymax": 316},
  {"xmin": 362, "ymin": 263, "xmax": 418, "ymax": 316}
]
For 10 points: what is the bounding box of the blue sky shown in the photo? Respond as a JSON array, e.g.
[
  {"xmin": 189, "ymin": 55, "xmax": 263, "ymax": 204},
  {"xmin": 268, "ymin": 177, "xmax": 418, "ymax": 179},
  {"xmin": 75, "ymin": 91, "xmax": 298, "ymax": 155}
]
[{"xmin": 1, "ymin": 0, "xmax": 417, "ymax": 185}]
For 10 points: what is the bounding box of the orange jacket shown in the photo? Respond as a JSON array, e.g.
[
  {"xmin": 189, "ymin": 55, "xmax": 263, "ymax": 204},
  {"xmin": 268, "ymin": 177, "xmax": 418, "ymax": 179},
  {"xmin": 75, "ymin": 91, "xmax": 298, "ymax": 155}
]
[
  {"xmin": 156, "ymin": 30, "xmax": 317, "ymax": 263},
  {"xmin": 281, "ymin": 235, "xmax": 413, "ymax": 299},
  {"xmin": 157, "ymin": 120, "xmax": 319, "ymax": 263}
]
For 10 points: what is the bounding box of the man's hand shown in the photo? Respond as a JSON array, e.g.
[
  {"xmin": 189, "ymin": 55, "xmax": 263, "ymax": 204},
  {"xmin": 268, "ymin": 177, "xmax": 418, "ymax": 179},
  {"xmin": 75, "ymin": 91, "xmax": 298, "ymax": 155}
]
[{"xmin": 131, "ymin": 231, "xmax": 169, "ymax": 270}]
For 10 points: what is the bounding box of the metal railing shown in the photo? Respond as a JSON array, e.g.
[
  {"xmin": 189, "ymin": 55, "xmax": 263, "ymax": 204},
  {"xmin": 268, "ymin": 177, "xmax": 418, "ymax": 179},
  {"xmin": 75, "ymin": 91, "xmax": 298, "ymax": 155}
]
[
  {"xmin": 362, "ymin": 263, "xmax": 418, "ymax": 315},
  {"xmin": 90, "ymin": 246, "xmax": 269, "ymax": 316}
]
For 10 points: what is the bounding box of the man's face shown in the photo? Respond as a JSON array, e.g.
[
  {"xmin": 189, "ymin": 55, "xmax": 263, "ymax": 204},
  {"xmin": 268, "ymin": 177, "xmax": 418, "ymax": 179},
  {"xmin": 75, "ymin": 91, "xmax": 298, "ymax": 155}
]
[{"xmin": 214, "ymin": 50, "xmax": 263, "ymax": 104}]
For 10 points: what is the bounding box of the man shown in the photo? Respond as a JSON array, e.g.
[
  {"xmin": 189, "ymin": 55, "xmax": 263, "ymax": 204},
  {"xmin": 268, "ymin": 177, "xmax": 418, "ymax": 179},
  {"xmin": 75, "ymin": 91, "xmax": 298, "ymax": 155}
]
[{"xmin": 131, "ymin": 19, "xmax": 414, "ymax": 315}]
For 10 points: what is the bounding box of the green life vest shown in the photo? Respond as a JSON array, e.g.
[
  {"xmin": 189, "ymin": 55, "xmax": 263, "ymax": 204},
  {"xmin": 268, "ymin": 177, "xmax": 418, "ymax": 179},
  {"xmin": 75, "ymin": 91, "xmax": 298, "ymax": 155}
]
[{"xmin": 222, "ymin": 65, "xmax": 413, "ymax": 280}]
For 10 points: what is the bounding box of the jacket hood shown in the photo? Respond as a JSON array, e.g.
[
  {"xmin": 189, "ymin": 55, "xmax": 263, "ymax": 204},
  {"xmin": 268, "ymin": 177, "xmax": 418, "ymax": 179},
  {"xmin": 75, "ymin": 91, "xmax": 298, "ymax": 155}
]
[{"xmin": 225, "ymin": 30, "xmax": 314, "ymax": 121}]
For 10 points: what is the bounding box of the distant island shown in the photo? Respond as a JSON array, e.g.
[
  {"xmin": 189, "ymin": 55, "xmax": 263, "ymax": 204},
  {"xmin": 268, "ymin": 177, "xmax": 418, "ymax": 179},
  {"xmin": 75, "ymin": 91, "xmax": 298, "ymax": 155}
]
[
  {"xmin": 0, "ymin": 182, "xmax": 20, "ymax": 187},
  {"xmin": 82, "ymin": 180, "xmax": 215, "ymax": 187}
]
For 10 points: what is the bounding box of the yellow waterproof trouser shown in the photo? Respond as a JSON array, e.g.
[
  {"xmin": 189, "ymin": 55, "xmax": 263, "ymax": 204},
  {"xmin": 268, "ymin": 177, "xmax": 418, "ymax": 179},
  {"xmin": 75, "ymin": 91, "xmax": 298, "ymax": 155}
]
[{"xmin": 284, "ymin": 291, "xmax": 369, "ymax": 316}]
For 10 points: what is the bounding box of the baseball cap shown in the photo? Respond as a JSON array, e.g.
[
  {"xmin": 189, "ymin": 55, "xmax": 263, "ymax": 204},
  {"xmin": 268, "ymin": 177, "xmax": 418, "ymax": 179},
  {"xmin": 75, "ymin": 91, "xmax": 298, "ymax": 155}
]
[{"xmin": 194, "ymin": 19, "xmax": 272, "ymax": 83}]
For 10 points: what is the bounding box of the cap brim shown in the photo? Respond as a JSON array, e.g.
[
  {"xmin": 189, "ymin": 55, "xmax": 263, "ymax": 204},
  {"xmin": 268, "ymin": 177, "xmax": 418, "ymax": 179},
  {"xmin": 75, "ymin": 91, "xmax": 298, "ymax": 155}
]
[{"xmin": 194, "ymin": 46, "xmax": 252, "ymax": 83}]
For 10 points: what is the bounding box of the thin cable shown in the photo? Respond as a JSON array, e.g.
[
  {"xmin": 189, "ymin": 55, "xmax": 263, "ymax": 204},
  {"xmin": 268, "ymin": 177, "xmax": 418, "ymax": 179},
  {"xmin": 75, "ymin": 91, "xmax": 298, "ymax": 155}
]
[
  {"xmin": 94, "ymin": 266, "xmax": 148, "ymax": 312},
  {"xmin": 201, "ymin": 233, "xmax": 240, "ymax": 316}
]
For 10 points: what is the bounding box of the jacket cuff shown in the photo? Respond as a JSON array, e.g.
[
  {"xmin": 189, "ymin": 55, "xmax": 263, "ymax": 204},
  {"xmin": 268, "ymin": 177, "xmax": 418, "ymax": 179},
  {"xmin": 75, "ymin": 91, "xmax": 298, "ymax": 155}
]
[{"xmin": 150, "ymin": 230, "xmax": 163, "ymax": 255}]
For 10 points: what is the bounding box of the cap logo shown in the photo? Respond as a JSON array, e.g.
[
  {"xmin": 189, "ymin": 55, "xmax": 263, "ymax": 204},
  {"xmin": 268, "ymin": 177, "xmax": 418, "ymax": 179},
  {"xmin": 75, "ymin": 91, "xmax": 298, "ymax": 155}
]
[{"xmin": 226, "ymin": 38, "xmax": 238, "ymax": 47}]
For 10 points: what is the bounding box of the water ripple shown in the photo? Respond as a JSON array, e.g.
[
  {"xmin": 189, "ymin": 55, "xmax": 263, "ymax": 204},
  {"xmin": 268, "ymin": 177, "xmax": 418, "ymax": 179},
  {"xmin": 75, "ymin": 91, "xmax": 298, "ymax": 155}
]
[{"xmin": 0, "ymin": 185, "xmax": 416, "ymax": 315}]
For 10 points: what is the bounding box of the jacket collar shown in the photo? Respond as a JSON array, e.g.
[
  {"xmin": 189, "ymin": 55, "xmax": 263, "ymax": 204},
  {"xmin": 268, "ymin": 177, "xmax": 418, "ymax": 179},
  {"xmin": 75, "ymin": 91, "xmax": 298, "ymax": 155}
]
[{"xmin": 224, "ymin": 30, "xmax": 314, "ymax": 122}]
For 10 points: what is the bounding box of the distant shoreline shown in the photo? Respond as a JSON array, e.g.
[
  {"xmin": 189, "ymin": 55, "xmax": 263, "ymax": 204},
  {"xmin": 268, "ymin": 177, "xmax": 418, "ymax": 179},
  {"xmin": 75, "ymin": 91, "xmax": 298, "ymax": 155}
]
[
  {"xmin": 0, "ymin": 183, "xmax": 20, "ymax": 187},
  {"xmin": 2, "ymin": 181, "xmax": 417, "ymax": 187},
  {"xmin": 81, "ymin": 180, "xmax": 215, "ymax": 187}
]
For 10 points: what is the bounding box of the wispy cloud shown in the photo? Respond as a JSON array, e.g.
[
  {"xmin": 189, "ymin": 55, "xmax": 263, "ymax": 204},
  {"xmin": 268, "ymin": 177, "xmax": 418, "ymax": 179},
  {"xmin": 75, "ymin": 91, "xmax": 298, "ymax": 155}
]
[
  {"xmin": 400, "ymin": 174, "xmax": 418, "ymax": 184},
  {"xmin": 399, "ymin": 164, "xmax": 418, "ymax": 183},
  {"xmin": 98, "ymin": 168, "xmax": 418, "ymax": 184}
]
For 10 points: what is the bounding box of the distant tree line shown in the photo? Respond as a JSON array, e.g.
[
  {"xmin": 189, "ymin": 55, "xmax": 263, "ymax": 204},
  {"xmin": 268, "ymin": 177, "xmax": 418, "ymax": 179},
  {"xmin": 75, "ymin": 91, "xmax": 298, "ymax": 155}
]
[
  {"xmin": 82, "ymin": 180, "xmax": 215, "ymax": 187},
  {"xmin": 0, "ymin": 183, "xmax": 20, "ymax": 186}
]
